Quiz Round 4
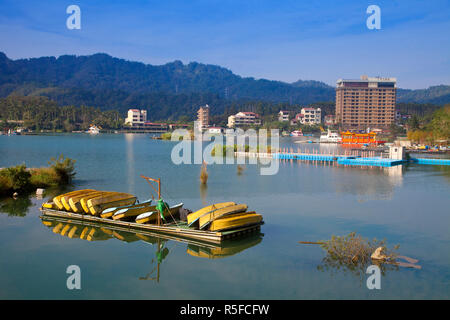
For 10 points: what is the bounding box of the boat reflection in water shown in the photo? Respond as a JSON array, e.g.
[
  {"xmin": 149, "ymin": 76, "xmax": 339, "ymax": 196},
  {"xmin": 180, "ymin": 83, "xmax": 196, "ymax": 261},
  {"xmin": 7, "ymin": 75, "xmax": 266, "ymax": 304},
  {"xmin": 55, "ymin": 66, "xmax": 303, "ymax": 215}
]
[{"xmin": 40, "ymin": 215, "xmax": 263, "ymax": 281}]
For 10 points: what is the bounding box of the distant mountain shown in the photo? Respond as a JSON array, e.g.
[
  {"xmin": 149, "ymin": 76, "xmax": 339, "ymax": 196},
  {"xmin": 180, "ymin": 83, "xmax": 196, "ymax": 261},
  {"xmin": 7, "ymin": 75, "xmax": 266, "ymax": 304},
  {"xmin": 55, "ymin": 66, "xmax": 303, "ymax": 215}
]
[
  {"xmin": 0, "ymin": 52, "xmax": 335, "ymax": 105},
  {"xmin": 397, "ymin": 85, "xmax": 450, "ymax": 105},
  {"xmin": 0, "ymin": 52, "xmax": 448, "ymax": 120}
]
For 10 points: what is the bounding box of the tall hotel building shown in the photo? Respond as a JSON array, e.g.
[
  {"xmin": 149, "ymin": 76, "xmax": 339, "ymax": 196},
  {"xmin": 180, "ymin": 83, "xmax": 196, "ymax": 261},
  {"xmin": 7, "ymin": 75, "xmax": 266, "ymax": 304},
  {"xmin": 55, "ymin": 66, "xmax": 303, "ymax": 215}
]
[
  {"xmin": 197, "ymin": 104, "xmax": 210, "ymax": 132},
  {"xmin": 336, "ymin": 76, "xmax": 397, "ymax": 129}
]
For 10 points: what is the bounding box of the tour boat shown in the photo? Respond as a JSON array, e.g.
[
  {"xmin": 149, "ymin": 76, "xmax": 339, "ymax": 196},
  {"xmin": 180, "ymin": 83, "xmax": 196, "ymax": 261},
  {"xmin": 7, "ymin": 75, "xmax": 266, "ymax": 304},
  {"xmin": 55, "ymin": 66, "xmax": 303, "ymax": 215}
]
[
  {"xmin": 87, "ymin": 125, "xmax": 100, "ymax": 134},
  {"xmin": 320, "ymin": 129, "xmax": 342, "ymax": 143}
]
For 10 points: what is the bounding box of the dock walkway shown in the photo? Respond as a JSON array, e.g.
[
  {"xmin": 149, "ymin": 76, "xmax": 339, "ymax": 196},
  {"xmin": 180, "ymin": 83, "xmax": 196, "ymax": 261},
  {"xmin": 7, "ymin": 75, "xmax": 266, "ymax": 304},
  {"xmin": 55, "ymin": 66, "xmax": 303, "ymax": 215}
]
[{"xmin": 235, "ymin": 152, "xmax": 450, "ymax": 167}]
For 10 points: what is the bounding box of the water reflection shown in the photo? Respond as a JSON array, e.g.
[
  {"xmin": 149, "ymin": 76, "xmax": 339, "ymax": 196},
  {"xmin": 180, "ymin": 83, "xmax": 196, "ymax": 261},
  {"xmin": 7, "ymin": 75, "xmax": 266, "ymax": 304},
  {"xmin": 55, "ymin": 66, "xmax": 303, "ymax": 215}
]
[
  {"xmin": 125, "ymin": 133, "xmax": 136, "ymax": 195},
  {"xmin": 40, "ymin": 216, "xmax": 263, "ymax": 281},
  {"xmin": 0, "ymin": 196, "xmax": 32, "ymax": 216},
  {"xmin": 331, "ymin": 165, "xmax": 404, "ymax": 202}
]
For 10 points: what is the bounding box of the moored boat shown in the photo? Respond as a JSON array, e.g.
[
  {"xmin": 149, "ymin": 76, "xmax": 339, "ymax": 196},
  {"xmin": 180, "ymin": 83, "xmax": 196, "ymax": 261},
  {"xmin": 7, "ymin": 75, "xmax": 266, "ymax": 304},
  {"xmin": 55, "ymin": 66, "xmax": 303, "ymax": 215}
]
[
  {"xmin": 209, "ymin": 212, "xmax": 263, "ymax": 232},
  {"xmin": 100, "ymin": 199, "xmax": 153, "ymax": 218},
  {"xmin": 112, "ymin": 204, "xmax": 157, "ymax": 221},
  {"xmin": 187, "ymin": 202, "xmax": 236, "ymax": 227},
  {"xmin": 68, "ymin": 190, "xmax": 107, "ymax": 213},
  {"xmin": 53, "ymin": 189, "xmax": 95, "ymax": 210},
  {"xmin": 135, "ymin": 203, "xmax": 183, "ymax": 224},
  {"xmin": 290, "ymin": 130, "xmax": 303, "ymax": 137},
  {"xmin": 198, "ymin": 204, "xmax": 248, "ymax": 230},
  {"xmin": 85, "ymin": 192, "xmax": 137, "ymax": 215},
  {"xmin": 320, "ymin": 129, "xmax": 342, "ymax": 143},
  {"xmin": 61, "ymin": 189, "xmax": 98, "ymax": 211}
]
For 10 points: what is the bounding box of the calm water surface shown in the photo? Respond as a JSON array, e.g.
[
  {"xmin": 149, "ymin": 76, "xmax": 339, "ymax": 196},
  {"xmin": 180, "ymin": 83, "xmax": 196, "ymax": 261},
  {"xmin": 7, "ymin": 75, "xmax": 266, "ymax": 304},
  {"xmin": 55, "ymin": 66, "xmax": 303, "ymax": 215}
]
[{"xmin": 0, "ymin": 134, "xmax": 449, "ymax": 299}]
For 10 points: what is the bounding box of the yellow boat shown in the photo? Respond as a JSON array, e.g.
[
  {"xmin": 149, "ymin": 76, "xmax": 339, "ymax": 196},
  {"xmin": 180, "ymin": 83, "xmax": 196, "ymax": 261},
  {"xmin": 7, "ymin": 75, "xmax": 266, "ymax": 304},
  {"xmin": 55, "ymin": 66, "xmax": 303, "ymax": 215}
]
[
  {"xmin": 89, "ymin": 197, "xmax": 137, "ymax": 216},
  {"xmin": 42, "ymin": 201, "xmax": 58, "ymax": 210},
  {"xmin": 135, "ymin": 203, "xmax": 183, "ymax": 224},
  {"xmin": 187, "ymin": 202, "xmax": 236, "ymax": 226},
  {"xmin": 85, "ymin": 192, "xmax": 136, "ymax": 215},
  {"xmin": 80, "ymin": 191, "xmax": 115, "ymax": 213},
  {"xmin": 198, "ymin": 204, "xmax": 248, "ymax": 230},
  {"xmin": 68, "ymin": 190, "xmax": 105, "ymax": 213},
  {"xmin": 209, "ymin": 212, "xmax": 263, "ymax": 232},
  {"xmin": 62, "ymin": 189, "xmax": 101, "ymax": 211},
  {"xmin": 100, "ymin": 199, "xmax": 153, "ymax": 219},
  {"xmin": 112, "ymin": 205, "xmax": 157, "ymax": 221},
  {"xmin": 53, "ymin": 189, "xmax": 95, "ymax": 210}
]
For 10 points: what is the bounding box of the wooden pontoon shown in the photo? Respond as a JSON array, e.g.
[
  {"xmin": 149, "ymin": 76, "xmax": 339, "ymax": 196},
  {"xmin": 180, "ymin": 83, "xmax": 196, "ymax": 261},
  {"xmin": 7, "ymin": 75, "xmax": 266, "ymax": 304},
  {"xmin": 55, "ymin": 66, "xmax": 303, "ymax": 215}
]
[{"xmin": 40, "ymin": 208, "xmax": 263, "ymax": 244}]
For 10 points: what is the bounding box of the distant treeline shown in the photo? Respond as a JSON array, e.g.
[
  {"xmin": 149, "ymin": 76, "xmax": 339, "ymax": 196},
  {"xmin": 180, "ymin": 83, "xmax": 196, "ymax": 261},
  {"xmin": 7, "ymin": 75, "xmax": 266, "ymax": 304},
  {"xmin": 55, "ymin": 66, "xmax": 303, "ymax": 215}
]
[
  {"xmin": 0, "ymin": 94, "xmax": 445, "ymax": 132},
  {"xmin": 0, "ymin": 96, "xmax": 123, "ymax": 131}
]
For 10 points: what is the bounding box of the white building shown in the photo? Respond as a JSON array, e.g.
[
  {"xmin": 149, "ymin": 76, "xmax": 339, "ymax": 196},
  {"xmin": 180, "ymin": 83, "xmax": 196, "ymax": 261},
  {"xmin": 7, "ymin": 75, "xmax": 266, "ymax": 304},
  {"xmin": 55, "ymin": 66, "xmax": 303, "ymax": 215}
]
[
  {"xmin": 125, "ymin": 109, "xmax": 147, "ymax": 127},
  {"xmin": 207, "ymin": 127, "xmax": 223, "ymax": 134},
  {"xmin": 278, "ymin": 110, "xmax": 290, "ymax": 122},
  {"xmin": 227, "ymin": 112, "xmax": 262, "ymax": 128},
  {"xmin": 299, "ymin": 107, "xmax": 321, "ymax": 125}
]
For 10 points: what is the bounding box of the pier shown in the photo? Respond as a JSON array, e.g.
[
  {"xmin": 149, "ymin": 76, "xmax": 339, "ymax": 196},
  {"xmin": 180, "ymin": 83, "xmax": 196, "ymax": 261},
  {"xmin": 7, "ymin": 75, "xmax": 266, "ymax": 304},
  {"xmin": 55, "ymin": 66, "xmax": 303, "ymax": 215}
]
[{"xmin": 235, "ymin": 148, "xmax": 450, "ymax": 168}]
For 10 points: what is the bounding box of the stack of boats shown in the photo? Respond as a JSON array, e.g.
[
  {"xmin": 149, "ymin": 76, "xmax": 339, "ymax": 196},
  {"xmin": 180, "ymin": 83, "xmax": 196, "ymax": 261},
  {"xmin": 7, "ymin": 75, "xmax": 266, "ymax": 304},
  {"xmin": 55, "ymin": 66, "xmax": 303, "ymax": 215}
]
[
  {"xmin": 42, "ymin": 190, "xmax": 263, "ymax": 232},
  {"xmin": 186, "ymin": 202, "xmax": 262, "ymax": 232},
  {"xmin": 42, "ymin": 189, "xmax": 183, "ymax": 224}
]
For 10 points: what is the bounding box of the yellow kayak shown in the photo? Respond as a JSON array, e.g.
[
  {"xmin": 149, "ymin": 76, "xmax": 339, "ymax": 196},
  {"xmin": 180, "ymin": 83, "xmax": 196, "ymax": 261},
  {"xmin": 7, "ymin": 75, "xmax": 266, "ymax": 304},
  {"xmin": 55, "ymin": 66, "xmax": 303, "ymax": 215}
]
[
  {"xmin": 187, "ymin": 202, "xmax": 236, "ymax": 226},
  {"xmin": 42, "ymin": 201, "xmax": 58, "ymax": 210},
  {"xmin": 199, "ymin": 204, "xmax": 248, "ymax": 230},
  {"xmin": 135, "ymin": 203, "xmax": 183, "ymax": 224},
  {"xmin": 100, "ymin": 199, "xmax": 153, "ymax": 219},
  {"xmin": 61, "ymin": 189, "xmax": 99, "ymax": 211},
  {"xmin": 89, "ymin": 197, "xmax": 137, "ymax": 215},
  {"xmin": 209, "ymin": 212, "xmax": 262, "ymax": 232},
  {"xmin": 80, "ymin": 191, "xmax": 115, "ymax": 213},
  {"xmin": 68, "ymin": 190, "xmax": 105, "ymax": 213},
  {"xmin": 53, "ymin": 189, "xmax": 95, "ymax": 210},
  {"xmin": 112, "ymin": 205, "xmax": 157, "ymax": 221},
  {"xmin": 87, "ymin": 192, "xmax": 134, "ymax": 207}
]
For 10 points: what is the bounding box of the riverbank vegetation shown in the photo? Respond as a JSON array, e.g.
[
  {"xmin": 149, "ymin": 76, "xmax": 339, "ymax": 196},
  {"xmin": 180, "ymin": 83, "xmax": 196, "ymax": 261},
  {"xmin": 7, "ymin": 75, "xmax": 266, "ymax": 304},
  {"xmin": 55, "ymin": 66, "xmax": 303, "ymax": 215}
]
[
  {"xmin": 210, "ymin": 144, "xmax": 273, "ymax": 156},
  {"xmin": 406, "ymin": 104, "xmax": 449, "ymax": 144},
  {"xmin": 0, "ymin": 154, "xmax": 76, "ymax": 197},
  {"xmin": 0, "ymin": 96, "xmax": 123, "ymax": 132}
]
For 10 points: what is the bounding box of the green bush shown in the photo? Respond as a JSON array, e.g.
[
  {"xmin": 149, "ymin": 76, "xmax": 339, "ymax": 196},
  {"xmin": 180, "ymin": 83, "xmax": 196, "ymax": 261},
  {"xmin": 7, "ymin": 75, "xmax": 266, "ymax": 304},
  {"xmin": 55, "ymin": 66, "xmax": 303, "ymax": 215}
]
[
  {"xmin": 30, "ymin": 167, "xmax": 60, "ymax": 188},
  {"xmin": 48, "ymin": 154, "xmax": 76, "ymax": 184},
  {"xmin": 1, "ymin": 165, "xmax": 32, "ymax": 192},
  {"xmin": 0, "ymin": 174, "xmax": 14, "ymax": 196}
]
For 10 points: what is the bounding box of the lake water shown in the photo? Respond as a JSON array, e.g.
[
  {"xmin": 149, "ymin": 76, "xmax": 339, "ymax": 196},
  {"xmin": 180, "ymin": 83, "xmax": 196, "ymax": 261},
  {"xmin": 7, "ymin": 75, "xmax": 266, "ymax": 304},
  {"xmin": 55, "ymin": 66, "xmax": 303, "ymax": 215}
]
[{"xmin": 0, "ymin": 133, "xmax": 449, "ymax": 299}]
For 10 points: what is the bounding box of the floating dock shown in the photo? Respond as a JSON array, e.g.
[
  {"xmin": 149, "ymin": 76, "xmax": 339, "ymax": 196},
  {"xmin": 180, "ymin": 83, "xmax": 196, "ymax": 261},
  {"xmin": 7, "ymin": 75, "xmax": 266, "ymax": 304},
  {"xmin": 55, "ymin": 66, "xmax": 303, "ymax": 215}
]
[
  {"xmin": 236, "ymin": 152, "xmax": 450, "ymax": 167},
  {"xmin": 40, "ymin": 208, "xmax": 263, "ymax": 244}
]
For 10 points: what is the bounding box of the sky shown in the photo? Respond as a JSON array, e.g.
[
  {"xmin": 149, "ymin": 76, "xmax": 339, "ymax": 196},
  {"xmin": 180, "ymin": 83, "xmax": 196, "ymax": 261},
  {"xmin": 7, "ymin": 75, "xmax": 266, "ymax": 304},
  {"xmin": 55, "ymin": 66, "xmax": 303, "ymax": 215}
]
[{"xmin": 0, "ymin": 0, "xmax": 449, "ymax": 89}]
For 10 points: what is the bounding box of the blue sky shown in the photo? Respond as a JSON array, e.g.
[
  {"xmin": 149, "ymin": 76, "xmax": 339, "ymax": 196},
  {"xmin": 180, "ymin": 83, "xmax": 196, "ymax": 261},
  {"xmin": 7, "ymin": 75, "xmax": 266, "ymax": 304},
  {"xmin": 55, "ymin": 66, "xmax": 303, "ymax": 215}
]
[{"xmin": 0, "ymin": 0, "xmax": 449, "ymax": 89}]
